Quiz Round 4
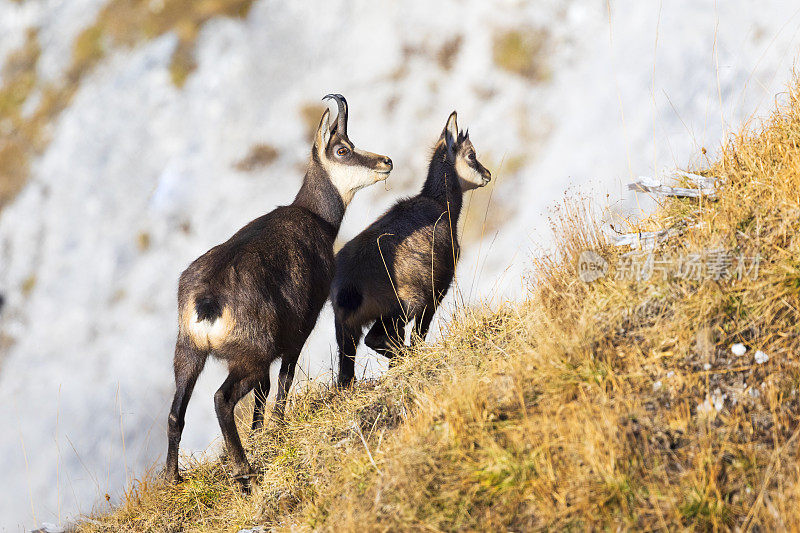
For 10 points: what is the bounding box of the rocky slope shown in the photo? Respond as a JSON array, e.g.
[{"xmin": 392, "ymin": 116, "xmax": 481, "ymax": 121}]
[{"xmin": 0, "ymin": 0, "xmax": 798, "ymax": 528}]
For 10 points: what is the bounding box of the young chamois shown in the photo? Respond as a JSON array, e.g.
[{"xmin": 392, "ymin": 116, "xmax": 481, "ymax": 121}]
[
  {"xmin": 331, "ymin": 111, "xmax": 490, "ymax": 387},
  {"xmin": 166, "ymin": 94, "xmax": 392, "ymax": 484}
]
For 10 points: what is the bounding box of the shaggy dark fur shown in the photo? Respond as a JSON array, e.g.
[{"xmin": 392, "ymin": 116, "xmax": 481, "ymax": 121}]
[
  {"xmin": 331, "ymin": 112, "xmax": 491, "ymax": 387},
  {"xmin": 166, "ymin": 95, "xmax": 392, "ymax": 485}
]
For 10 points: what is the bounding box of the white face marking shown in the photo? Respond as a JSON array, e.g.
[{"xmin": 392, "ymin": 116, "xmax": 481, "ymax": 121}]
[
  {"xmin": 455, "ymin": 156, "xmax": 488, "ymax": 191},
  {"xmin": 320, "ymin": 150, "xmax": 388, "ymax": 205}
]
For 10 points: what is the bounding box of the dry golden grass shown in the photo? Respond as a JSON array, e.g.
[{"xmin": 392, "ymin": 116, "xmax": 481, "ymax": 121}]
[
  {"xmin": 458, "ymin": 152, "xmax": 529, "ymax": 247},
  {"xmin": 492, "ymin": 27, "xmax": 550, "ymax": 82},
  {"xmin": 78, "ymin": 0, "xmax": 255, "ymax": 87},
  {"xmin": 81, "ymin": 82, "xmax": 800, "ymax": 531},
  {"xmin": 0, "ymin": 29, "xmax": 40, "ymax": 208},
  {"xmin": 458, "ymin": 170, "xmax": 509, "ymax": 248},
  {"xmin": 0, "ymin": 0, "xmax": 255, "ymax": 213},
  {"xmin": 234, "ymin": 143, "xmax": 280, "ymax": 172},
  {"xmin": 298, "ymin": 102, "xmax": 328, "ymax": 143},
  {"xmin": 436, "ymin": 35, "xmax": 463, "ymax": 71}
]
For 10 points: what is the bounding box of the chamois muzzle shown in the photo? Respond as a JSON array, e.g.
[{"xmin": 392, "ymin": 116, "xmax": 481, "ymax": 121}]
[
  {"xmin": 322, "ymin": 93, "xmax": 348, "ymax": 135},
  {"xmin": 480, "ymin": 167, "xmax": 491, "ymax": 185}
]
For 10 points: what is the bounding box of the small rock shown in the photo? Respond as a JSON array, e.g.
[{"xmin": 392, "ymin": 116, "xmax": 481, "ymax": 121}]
[
  {"xmin": 731, "ymin": 343, "xmax": 747, "ymax": 356},
  {"xmin": 652, "ymin": 380, "xmax": 662, "ymax": 391},
  {"xmin": 703, "ymin": 363, "xmax": 711, "ymax": 371},
  {"xmin": 31, "ymin": 524, "xmax": 64, "ymax": 533},
  {"xmin": 697, "ymin": 389, "xmax": 726, "ymax": 415},
  {"xmin": 712, "ymin": 389, "xmax": 726, "ymax": 411},
  {"xmin": 638, "ymin": 176, "xmax": 662, "ymax": 187},
  {"xmin": 754, "ymin": 350, "xmax": 769, "ymax": 364},
  {"xmin": 697, "ymin": 397, "xmax": 714, "ymax": 414}
]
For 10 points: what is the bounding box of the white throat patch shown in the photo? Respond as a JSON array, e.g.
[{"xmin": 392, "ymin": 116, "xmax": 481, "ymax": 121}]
[
  {"xmin": 455, "ymin": 157, "xmax": 486, "ymax": 190},
  {"xmin": 320, "ymin": 155, "xmax": 384, "ymax": 205}
]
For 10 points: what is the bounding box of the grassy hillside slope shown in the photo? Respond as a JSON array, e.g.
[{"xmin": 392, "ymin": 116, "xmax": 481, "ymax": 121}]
[{"xmin": 83, "ymin": 79, "xmax": 800, "ymax": 531}]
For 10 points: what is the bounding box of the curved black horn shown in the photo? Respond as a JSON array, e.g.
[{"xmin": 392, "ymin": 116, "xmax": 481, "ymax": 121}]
[{"xmin": 322, "ymin": 93, "xmax": 348, "ymax": 135}]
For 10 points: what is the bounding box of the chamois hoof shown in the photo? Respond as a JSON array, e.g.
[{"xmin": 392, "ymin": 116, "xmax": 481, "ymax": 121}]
[{"xmin": 232, "ymin": 469, "xmax": 256, "ymax": 492}]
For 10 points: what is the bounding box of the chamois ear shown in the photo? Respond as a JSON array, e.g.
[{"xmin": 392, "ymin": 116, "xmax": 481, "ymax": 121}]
[
  {"xmin": 440, "ymin": 111, "xmax": 459, "ymax": 157},
  {"xmin": 315, "ymin": 108, "xmax": 332, "ymax": 149}
]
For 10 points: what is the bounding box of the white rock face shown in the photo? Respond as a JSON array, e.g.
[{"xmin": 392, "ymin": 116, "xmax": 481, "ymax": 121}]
[
  {"xmin": 1, "ymin": 0, "xmax": 799, "ymax": 528},
  {"xmin": 0, "ymin": 0, "xmax": 107, "ymax": 83}
]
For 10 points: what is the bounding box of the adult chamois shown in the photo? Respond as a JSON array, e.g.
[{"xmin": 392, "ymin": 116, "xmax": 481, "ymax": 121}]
[
  {"xmin": 331, "ymin": 111, "xmax": 490, "ymax": 387},
  {"xmin": 166, "ymin": 94, "xmax": 392, "ymax": 484}
]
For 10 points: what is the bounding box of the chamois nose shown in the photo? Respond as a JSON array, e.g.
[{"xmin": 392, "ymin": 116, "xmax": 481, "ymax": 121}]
[{"xmin": 382, "ymin": 156, "xmax": 393, "ymax": 170}]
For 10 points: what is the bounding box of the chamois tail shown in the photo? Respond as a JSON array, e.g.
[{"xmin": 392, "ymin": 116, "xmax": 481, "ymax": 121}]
[
  {"xmin": 195, "ymin": 294, "xmax": 223, "ymax": 322},
  {"xmin": 335, "ymin": 285, "xmax": 363, "ymax": 313}
]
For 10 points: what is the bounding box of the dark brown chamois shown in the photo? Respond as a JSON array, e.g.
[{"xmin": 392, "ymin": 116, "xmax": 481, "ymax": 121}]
[
  {"xmin": 166, "ymin": 94, "xmax": 392, "ymax": 484},
  {"xmin": 331, "ymin": 111, "xmax": 490, "ymax": 387}
]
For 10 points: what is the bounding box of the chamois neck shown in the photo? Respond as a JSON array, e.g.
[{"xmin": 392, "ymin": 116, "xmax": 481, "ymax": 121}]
[
  {"xmin": 292, "ymin": 156, "xmax": 346, "ymax": 235},
  {"xmin": 420, "ymin": 146, "xmax": 464, "ymax": 220}
]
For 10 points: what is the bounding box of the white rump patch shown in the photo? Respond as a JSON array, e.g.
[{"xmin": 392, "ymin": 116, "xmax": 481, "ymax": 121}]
[{"xmin": 182, "ymin": 304, "xmax": 234, "ymax": 350}]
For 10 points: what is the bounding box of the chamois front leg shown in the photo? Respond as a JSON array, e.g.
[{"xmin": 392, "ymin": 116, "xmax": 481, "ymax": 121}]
[
  {"xmin": 271, "ymin": 355, "xmax": 298, "ymax": 425},
  {"xmin": 251, "ymin": 375, "xmax": 271, "ymax": 432}
]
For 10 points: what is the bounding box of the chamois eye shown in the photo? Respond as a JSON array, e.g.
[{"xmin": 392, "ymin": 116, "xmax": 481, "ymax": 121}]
[
  {"xmin": 336, "ymin": 147, "xmax": 349, "ymax": 157},
  {"xmin": 469, "ymin": 152, "xmax": 476, "ymax": 161}
]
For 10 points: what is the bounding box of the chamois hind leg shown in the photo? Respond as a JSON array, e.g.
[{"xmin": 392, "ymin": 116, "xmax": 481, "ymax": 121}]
[
  {"xmin": 271, "ymin": 354, "xmax": 299, "ymax": 425},
  {"xmin": 214, "ymin": 369, "xmax": 262, "ymax": 481},
  {"xmin": 335, "ymin": 318, "xmax": 362, "ymax": 388},
  {"xmin": 412, "ymin": 305, "xmax": 437, "ymax": 345},
  {"xmin": 166, "ymin": 340, "xmax": 207, "ymax": 483},
  {"xmin": 364, "ymin": 312, "xmax": 407, "ymax": 365},
  {"xmin": 251, "ymin": 375, "xmax": 271, "ymax": 432}
]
